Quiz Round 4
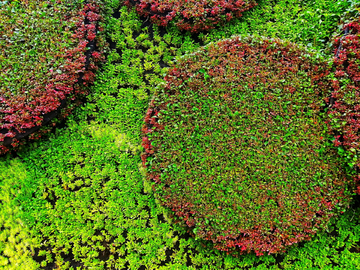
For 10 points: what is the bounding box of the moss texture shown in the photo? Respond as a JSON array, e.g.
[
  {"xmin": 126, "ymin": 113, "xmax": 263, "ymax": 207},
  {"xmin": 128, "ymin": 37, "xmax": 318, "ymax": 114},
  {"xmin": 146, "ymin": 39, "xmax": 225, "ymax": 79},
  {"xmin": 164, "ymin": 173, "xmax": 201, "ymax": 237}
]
[
  {"xmin": 0, "ymin": 0, "xmax": 105, "ymax": 154},
  {"xmin": 1, "ymin": 0, "xmax": 360, "ymax": 268}
]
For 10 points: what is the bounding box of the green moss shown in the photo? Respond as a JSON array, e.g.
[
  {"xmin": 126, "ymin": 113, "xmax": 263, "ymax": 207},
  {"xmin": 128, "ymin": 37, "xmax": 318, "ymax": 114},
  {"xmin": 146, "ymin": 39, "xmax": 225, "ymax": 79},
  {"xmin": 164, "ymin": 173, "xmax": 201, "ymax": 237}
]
[
  {"xmin": 14, "ymin": 121, "xmax": 177, "ymax": 268},
  {"xmin": 202, "ymin": 0, "xmax": 353, "ymax": 56},
  {"xmin": 0, "ymin": 157, "xmax": 38, "ymax": 269}
]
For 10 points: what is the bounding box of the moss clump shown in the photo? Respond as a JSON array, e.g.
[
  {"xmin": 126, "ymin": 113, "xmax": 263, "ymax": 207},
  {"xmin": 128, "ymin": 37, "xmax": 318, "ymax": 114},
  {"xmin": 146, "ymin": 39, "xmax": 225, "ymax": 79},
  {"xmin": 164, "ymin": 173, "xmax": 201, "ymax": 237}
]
[
  {"xmin": 0, "ymin": 0, "xmax": 104, "ymax": 154},
  {"xmin": 126, "ymin": 0, "xmax": 257, "ymax": 32},
  {"xmin": 142, "ymin": 35, "xmax": 355, "ymax": 256}
]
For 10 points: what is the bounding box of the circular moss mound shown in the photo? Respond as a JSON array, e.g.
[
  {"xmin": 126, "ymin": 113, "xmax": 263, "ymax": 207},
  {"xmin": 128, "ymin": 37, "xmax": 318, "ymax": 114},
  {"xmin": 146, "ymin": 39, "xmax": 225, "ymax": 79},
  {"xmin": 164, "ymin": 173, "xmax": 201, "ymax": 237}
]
[
  {"xmin": 142, "ymin": 36, "xmax": 355, "ymax": 255},
  {"xmin": 126, "ymin": 0, "xmax": 257, "ymax": 32}
]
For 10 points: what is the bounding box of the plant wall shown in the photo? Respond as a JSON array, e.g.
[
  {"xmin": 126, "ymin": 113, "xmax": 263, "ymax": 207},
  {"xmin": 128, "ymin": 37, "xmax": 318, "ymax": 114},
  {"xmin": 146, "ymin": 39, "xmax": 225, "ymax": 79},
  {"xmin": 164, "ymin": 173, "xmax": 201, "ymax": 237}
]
[{"xmin": 1, "ymin": 0, "xmax": 360, "ymax": 269}]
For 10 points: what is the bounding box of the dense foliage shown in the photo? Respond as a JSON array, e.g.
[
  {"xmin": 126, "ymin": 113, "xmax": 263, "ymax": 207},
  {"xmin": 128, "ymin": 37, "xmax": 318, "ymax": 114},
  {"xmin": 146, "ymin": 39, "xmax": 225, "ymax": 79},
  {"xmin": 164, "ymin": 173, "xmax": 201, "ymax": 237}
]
[
  {"xmin": 0, "ymin": 158, "xmax": 38, "ymax": 269},
  {"xmin": 16, "ymin": 123, "xmax": 177, "ymax": 269},
  {"xmin": 327, "ymin": 17, "xmax": 360, "ymax": 195},
  {"xmin": 0, "ymin": 0, "xmax": 105, "ymax": 155},
  {"xmin": 125, "ymin": 0, "xmax": 257, "ymax": 32},
  {"xmin": 142, "ymin": 35, "xmax": 355, "ymax": 256},
  {"xmin": 1, "ymin": 0, "xmax": 360, "ymax": 268}
]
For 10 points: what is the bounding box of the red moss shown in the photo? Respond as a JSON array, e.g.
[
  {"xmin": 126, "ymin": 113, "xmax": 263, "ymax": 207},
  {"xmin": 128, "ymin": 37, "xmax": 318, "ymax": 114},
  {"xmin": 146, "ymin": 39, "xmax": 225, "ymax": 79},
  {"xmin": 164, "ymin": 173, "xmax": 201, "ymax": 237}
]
[
  {"xmin": 125, "ymin": 0, "xmax": 257, "ymax": 32},
  {"xmin": 142, "ymin": 36, "xmax": 354, "ymax": 256},
  {"xmin": 0, "ymin": 1, "xmax": 105, "ymax": 154},
  {"xmin": 327, "ymin": 17, "xmax": 360, "ymax": 194}
]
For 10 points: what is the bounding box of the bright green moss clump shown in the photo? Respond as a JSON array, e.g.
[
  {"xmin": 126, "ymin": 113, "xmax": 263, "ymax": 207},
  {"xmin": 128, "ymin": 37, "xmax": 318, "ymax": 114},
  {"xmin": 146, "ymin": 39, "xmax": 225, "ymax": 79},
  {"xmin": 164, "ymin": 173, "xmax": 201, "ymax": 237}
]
[
  {"xmin": 0, "ymin": 158, "xmax": 38, "ymax": 269},
  {"xmin": 142, "ymin": 35, "xmax": 355, "ymax": 256},
  {"xmin": 15, "ymin": 122, "xmax": 182, "ymax": 269}
]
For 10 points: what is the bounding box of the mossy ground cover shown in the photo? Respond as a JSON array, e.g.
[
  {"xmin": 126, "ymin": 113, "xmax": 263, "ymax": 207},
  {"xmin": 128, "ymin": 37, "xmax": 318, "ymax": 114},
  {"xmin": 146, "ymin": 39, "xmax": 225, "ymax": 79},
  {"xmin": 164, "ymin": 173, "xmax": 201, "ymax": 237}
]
[{"xmin": 1, "ymin": 0, "xmax": 360, "ymax": 269}]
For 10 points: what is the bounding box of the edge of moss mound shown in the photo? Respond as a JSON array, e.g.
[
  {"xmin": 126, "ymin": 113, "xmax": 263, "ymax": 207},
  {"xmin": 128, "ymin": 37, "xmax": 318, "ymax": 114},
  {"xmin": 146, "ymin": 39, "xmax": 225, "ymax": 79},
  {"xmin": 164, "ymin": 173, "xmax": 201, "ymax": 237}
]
[
  {"xmin": 0, "ymin": 0, "xmax": 105, "ymax": 155},
  {"xmin": 142, "ymin": 35, "xmax": 355, "ymax": 256},
  {"xmin": 126, "ymin": 0, "xmax": 257, "ymax": 32},
  {"xmin": 327, "ymin": 17, "xmax": 360, "ymax": 195}
]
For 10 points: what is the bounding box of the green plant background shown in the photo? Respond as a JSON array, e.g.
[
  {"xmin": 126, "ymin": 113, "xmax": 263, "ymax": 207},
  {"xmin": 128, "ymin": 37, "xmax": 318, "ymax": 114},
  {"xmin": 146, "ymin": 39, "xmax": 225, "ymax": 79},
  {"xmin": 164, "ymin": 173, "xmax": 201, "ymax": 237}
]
[{"xmin": 1, "ymin": 0, "xmax": 360, "ymax": 269}]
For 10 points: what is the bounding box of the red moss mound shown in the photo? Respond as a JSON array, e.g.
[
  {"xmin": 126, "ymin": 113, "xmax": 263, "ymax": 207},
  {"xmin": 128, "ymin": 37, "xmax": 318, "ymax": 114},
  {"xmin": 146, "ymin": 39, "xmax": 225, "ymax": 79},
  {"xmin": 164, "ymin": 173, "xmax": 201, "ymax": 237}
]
[
  {"xmin": 328, "ymin": 18, "xmax": 360, "ymax": 193},
  {"xmin": 125, "ymin": 0, "xmax": 257, "ymax": 32},
  {"xmin": 142, "ymin": 36, "xmax": 354, "ymax": 256},
  {"xmin": 0, "ymin": 1, "xmax": 105, "ymax": 155}
]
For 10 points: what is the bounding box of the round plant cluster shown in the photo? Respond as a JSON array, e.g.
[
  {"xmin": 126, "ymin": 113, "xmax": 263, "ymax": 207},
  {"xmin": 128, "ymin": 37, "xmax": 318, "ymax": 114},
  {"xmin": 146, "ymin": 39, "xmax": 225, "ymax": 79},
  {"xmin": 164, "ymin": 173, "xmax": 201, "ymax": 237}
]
[
  {"xmin": 125, "ymin": 0, "xmax": 257, "ymax": 32},
  {"xmin": 327, "ymin": 17, "xmax": 360, "ymax": 194},
  {"xmin": 142, "ymin": 36, "xmax": 354, "ymax": 255},
  {"xmin": 0, "ymin": 0, "xmax": 105, "ymax": 155}
]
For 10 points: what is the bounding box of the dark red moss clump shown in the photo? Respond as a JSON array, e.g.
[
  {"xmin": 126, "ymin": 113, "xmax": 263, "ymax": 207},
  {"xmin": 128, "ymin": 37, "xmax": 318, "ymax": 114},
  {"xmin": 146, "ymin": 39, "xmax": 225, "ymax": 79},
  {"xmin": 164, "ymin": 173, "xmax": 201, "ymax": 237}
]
[
  {"xmin": 125, "ymin": 0, "xmax": 257, "ymax": 32},
  {"xmin": 142, "ymin": 36, "xmax": 354, "ymax": 256}
]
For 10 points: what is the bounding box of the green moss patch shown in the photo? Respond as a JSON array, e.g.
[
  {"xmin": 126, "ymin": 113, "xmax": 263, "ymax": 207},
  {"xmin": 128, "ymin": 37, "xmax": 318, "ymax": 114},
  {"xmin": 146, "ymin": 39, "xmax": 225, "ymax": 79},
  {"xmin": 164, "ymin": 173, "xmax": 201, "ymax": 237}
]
[
  {"xmin": 16, "ymin": 123, "xmax": 171, "ymax": 268},
  {"xmin": 0, "ymin": 157, "xmax": 38, "ymax": 269},
  {"xmin": 143, "ymin": 35, "xmax": 355, "ymax": 256}
]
